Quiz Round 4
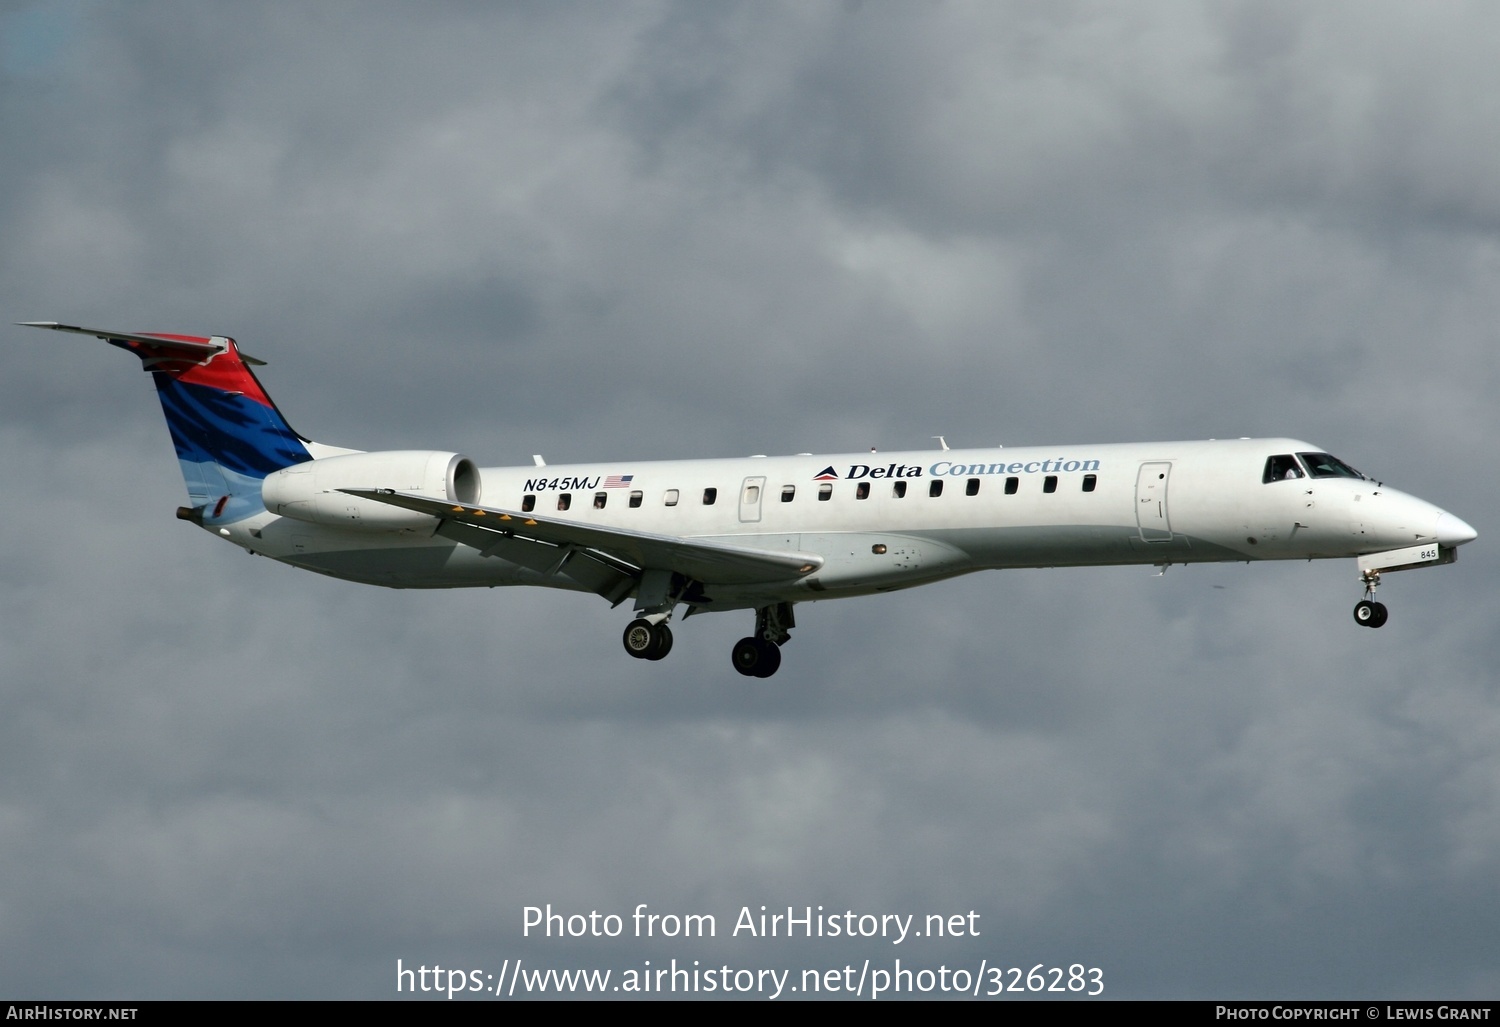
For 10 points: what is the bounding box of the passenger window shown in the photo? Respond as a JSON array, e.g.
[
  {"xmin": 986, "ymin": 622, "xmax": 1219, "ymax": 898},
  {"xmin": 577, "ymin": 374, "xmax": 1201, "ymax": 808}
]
[
  {"xmin": 593, "ymin": 492, "xmax": 607, "ymax": 509},
  {"xmin": 1082, "ymin": 474, "xmax": 1097, "ymax": 493},
  {"xmin": 856, "ymin": 482, "xmax": 870, "ymax": 500},
  {"xmin": 818, "ymin": 483, "xmax": 832, "ymax": 501},
  {"xmin": 1005, "ymin": 477, "xmax": 1019, "ymax": 495},
  {"xmin": 1263, "ymin": 455, "xmax": 1303, "ymax": 483},
  {"xmin": 522, "ymin": 494, "xmax": 536, "ymax": 512},
  {"xmin": 629, "ymin": 491, "xmax": 643, "ymax": 508},
  {"xmin": 703, "ymin": 488, "xmax": 717, "ymax": 505},
  {"xmin": 1043, "ymin": 476, "xmax": 1057, "ymax": 493},
  {"xmin": 744, "ymin": 484, "xmax": 759, "ymax": 504},
  {"xmin": 781, "ymin": 485, "xmax": 795, "ymax": 503},
  {"xmin": 966, "ymin": 478, "xmax": 980, "ymax": 496},
  {"xmin": 664, "ymin": 489, "xmax": 679, "ymax": 507},
  {"xmin": 892, "ymin": 481, "xmax": 906, "ymax": 499},
  {"xmin": 557, "ymin": 493, "xmax": 572, "ymax": 511},
  {"xmin": 929, "ymin": 480, "xmax": 943, "ymax": 498}
]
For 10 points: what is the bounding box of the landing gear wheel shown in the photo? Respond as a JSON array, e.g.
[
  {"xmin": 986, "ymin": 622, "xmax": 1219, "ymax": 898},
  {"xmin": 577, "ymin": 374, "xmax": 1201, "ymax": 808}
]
[
  {"xmin": 733, "ymin": 637, "xmax": 782, "ymax": 677},
  {"xmin": 752, "ymin": 639, "xmax": 781, "ymax": 678},
  {"xmin": 623, "ymin": 618, "xmax": 664, "ymax": 659},
  {"xmin": 732, "ymin": 637, "xmax": 762, "ymax": 676},
  {"xmin": 647, "ymin": 624, "xmax": 673, "ymax": 660},
  {"xmin": 1369, "ymin": 601, "xmax": 1388, "ymax": 628}
]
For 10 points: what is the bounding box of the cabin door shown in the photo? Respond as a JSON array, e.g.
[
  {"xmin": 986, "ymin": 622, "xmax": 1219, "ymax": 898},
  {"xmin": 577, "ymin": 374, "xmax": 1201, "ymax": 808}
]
[
  {"xmin": 1135, "ymin": 462, "xmax": 1173, "ymax": 541},
  {"xmin": 739, "ymin": 476, "xmax": 766, "ymax": 524}
]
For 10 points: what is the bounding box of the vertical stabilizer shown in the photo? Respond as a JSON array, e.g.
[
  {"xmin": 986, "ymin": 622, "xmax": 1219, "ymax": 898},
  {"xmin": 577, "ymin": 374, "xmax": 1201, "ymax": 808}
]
[{"xmin": 19, "ymin": 322, "xmax": 312, "ymax": 523}]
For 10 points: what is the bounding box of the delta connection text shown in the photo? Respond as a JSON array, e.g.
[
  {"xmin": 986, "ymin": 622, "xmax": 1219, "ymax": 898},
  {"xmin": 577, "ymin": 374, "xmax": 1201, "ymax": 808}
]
[
  {"xmin": 851, "ymin": 457, "xmax": 1102, "ymax": 478},
  {"xmin": 522, "ymin": 903, "xmax": 980, "ymax": 944}
]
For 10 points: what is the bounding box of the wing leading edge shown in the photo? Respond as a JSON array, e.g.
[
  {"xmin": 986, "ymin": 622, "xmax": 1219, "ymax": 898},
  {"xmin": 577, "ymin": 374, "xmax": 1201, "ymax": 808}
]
[{"xmin": 341, "ymin": 488, "xmax": 823, "ymax": 588}]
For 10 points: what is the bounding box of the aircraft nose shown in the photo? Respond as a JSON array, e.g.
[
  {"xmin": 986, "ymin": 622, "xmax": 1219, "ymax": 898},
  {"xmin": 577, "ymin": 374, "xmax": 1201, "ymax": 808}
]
[{"xmin": 1436, "ymin": 512, "xmax": 1478, "ymax": 547}]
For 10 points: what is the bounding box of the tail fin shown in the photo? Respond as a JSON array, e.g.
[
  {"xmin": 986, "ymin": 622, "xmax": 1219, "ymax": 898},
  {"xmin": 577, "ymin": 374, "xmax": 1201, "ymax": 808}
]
[{"xmin": 19, "ymin": 322, "xmax": 312, "ymax": 522}]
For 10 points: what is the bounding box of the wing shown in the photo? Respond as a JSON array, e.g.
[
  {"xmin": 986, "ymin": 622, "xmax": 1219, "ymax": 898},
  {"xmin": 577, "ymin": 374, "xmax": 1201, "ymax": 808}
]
[{"xmin": 341, "ymin": 488, "xmax": 822, "ymax": 589}]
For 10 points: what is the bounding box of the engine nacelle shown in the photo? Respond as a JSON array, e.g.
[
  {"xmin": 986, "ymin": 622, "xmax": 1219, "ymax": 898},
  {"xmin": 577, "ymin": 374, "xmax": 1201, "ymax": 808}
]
[{"xmin": 261, "ymin": 450, "xmax": 481, "ymax": 532}]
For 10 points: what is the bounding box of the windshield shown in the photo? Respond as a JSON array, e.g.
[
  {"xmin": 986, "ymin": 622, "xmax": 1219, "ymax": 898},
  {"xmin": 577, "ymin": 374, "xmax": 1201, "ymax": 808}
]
[
  {"xmin": 1263, "ymin": 454, "xmax": 1304, "ymax": 482},
  {"xmin": 1297, "ymin": 452, "xmax": 1367, "ymax": 480}
]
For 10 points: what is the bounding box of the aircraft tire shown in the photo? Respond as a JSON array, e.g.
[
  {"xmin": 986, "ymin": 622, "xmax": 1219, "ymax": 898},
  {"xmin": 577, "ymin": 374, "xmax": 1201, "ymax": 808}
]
[
  {"xmin": 647, "ymin": 624, "xmax": 674, "ymax": 660},
  {"xmin": 1369, "ymin": 601, "xmax": 1388, "ymax": 628},
  {"xmin": 752, "ymin": 640, "xmax": 781, "ymax": 678},
  {"xmin": 732, "ymin": 637, "xmax": 762, "ymax": 676},
  {"xmin": 1353, "ymin": 600, "xmax": 1377, "ymax": 627},
  {"xmin": 623, "ymin": 619, "xmax": 657, "ymax": 658}
]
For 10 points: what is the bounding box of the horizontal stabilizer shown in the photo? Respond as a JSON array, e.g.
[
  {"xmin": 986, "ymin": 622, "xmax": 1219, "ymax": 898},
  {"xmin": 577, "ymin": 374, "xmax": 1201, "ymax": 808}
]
[
  {"xmin": 342, "ymin": 488, "xmax": 824, "ymax": 586},
  {"xmin": 18, "ymin": 321, "xmax": 226, "ymax": 357}
]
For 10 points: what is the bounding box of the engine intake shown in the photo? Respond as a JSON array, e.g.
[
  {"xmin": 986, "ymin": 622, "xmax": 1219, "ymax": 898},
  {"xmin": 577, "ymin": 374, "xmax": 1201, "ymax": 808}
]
[{"xmin": 261, "ymin": 450, "xmax": 481, "ymax": 532}]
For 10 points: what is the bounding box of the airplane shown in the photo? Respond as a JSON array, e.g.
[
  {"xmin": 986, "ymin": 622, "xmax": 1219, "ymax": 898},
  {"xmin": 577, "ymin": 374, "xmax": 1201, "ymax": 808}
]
[{"xmin": 19, "ymin": 321, "xmax": 1478, "ymax": 677}]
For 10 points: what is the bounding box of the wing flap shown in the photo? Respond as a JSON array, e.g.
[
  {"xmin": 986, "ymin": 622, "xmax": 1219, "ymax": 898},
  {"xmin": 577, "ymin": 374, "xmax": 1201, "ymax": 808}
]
[
  {"xmin": 435, "ymin": 520, "xmax": 636, "ymax": 600},
  {"xmin": 343, "ymin": 488, "xmax": 822, "ymax": 586}
]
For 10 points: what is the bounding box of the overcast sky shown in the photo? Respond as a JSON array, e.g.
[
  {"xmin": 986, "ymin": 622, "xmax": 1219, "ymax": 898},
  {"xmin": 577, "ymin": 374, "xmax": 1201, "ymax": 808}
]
[{"xmin": 2, "ymin": 1, "xmax": 1497, "ymax": 1000}]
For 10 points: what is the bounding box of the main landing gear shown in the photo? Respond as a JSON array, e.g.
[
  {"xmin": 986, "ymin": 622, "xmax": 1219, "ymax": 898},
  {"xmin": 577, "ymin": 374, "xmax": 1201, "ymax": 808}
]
[
  {"xmin": 1353, "ymin": 569, "xmax": 1389, "ymax": 629},
  {"xmin": 732, "ymin": 637, "xmax": 780, "ymax": 677},
  {"xmin": 732, "ymin": 602, "xmax": 794, "ymax": 678},
  {"xmin": 621, "ymin": 568, "xmax": 685, "ymax": 662},
  {"xmin": 619, "ymin": 598, "xmax": 797, "ymax": 676},
  {"xmin": 622, "ymin": 618, "xmax": 673, "ymax": 660}
]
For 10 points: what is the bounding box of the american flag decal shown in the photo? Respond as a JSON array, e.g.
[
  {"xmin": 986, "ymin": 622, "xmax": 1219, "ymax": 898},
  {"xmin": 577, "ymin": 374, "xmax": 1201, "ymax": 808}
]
[{"xmin": 604, "ymin": 474, "xmax": 634, "ymax": 488}]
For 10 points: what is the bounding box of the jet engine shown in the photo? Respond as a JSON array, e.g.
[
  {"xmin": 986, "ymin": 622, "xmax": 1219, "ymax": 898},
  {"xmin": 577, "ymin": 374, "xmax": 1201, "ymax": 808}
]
[{"xmin": 261, "ymin": 450, "xmax": 481, "ymax": 532}]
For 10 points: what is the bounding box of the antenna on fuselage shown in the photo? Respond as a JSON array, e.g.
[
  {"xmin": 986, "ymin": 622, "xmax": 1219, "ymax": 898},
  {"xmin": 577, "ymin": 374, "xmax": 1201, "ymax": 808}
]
[{"xmin": 933, "ymin": 436, "xmax": 949, "ymax": 451}]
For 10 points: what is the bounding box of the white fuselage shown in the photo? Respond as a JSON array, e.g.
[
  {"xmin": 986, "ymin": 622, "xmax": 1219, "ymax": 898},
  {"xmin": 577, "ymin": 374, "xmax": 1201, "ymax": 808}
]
[{"xmin": 216, "ymin": 437, "xmax": 1467, "ymax": 613}]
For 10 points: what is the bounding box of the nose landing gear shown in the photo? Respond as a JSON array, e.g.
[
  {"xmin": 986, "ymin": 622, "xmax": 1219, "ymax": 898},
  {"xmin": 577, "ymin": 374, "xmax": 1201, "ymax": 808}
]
[{"xmin": 1353, "ymin": 570, "xmax": 1389, "ymax": 628}]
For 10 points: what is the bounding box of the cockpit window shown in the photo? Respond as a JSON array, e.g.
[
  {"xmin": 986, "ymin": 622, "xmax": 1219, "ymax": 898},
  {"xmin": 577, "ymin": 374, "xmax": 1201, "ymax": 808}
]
[
  {"xmin": 1263, "ymin": 454, "xmax": 1304, "ymax": 483},
  {"xmin": 1298, "ymin": 452, "xmax": 1366, "ymax": 479}
]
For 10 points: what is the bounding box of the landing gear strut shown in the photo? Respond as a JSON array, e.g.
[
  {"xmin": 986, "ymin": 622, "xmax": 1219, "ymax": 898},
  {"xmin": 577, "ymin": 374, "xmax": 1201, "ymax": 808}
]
[
  {"xmin": 622, "ymin": 569, "xmax": 689, "ymax": 662},
  {"xmin": 622, "ymin": 618, "xmax": 673, "ymax": 660},
  {"xmin": 1353, "ymin": 570, "xmax": 1389, "ymax": 628},
  {"xmin": 732, "ymin": 602, "xmax": 794, "ymax": 678}
]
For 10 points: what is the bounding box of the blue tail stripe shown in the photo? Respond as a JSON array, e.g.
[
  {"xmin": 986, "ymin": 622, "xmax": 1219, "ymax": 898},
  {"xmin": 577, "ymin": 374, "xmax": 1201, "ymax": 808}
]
[{"xmin": 154, "ymin": 374, "xmax": 311, "ymax": 481}]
